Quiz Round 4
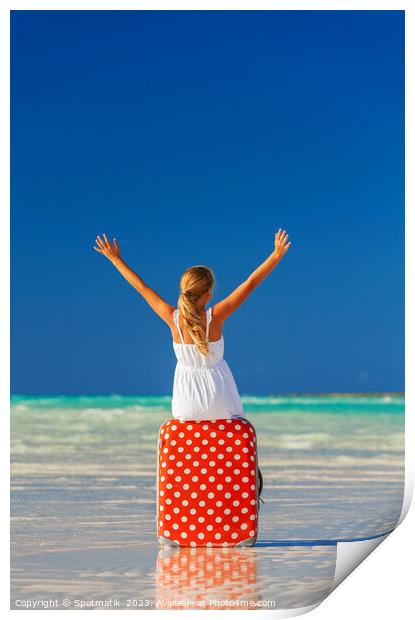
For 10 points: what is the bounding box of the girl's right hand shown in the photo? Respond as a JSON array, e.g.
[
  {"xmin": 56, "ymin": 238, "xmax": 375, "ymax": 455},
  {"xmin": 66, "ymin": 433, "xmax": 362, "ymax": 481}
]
[
  {"xmin": 274, "ymin": 228, "xmax": 291, "ymax": 257},
  {"xmin": 93, "ymin": 233, "xmax": 121, "ymax": 262}
]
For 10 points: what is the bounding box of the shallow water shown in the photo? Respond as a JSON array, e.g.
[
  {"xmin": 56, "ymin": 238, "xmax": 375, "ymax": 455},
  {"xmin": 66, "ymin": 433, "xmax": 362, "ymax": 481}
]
[{"xmin": 10, "ymin": 394, "xmax": 404, "ymax": 610}]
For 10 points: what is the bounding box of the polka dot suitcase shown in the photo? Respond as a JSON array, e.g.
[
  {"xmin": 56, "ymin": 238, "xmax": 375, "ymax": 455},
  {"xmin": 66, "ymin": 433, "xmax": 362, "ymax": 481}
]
[{"xmin": 156, "ymin": 417, "xmax": 260, "ymax": 547}]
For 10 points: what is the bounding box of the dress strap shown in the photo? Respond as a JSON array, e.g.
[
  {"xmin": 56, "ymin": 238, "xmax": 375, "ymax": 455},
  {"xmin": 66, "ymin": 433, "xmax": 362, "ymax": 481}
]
[
  {"xmin": 174, "ymin": 309, "xmax": 185, "ymax": 344},
  {"xmin": 206, "ymin": 307, "xmax": 212, "ymax": 338}
]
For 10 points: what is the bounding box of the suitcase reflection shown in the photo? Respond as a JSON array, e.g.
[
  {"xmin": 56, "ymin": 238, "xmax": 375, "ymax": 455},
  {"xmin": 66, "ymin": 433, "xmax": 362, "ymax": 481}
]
[{"xmin": 156, "ymin": 545, "xmax": 261, "ymax": 609}]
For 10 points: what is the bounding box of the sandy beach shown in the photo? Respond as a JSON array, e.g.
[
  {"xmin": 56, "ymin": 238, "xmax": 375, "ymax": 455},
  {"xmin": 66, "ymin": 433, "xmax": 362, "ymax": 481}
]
[{"xmin": 10, "ymin": 394, "xmax": 404, "ymax": 610}]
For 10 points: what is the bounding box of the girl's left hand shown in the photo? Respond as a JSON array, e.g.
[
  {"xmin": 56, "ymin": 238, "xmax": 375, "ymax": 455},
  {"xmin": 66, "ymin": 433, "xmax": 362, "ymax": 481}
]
[{"xmin": 93, "ymin": 234, "xmax": 121, "ymax": 262}]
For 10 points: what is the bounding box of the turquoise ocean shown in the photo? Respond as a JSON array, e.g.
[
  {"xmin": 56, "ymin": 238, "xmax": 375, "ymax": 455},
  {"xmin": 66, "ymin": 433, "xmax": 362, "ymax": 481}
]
[{"xmin": 11, "ymin": 394, "xmax": 405, "ymax": 609}]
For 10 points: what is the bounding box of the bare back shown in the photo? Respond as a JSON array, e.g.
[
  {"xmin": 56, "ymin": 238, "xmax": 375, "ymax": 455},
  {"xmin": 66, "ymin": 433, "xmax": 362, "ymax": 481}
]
[{"xmin": 171, "ymin": 306, "xmax": 224, "ymax": 345}]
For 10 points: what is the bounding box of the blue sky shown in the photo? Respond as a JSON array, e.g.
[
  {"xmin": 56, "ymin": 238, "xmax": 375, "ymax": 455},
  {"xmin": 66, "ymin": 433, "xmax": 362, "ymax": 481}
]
[{"xmin": 11, "ymin": 10, "xmax": 404, "ymax": 395}]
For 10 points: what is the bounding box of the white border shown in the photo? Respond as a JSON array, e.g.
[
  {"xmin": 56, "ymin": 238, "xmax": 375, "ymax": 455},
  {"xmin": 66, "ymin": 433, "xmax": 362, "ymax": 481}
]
[{"xmin": 2, "ymin": 2, "xmax": 412, "ymax": 619}]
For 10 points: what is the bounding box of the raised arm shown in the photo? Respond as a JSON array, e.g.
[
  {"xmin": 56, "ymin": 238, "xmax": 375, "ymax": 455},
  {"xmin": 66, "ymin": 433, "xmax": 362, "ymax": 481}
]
[
  {"xmin": 213, "ymin": 228, "xmax": 292, "ymax": 321},
  {"xmin": 93, "ymin": 234, "xmax": 174, "ymax": 324}
]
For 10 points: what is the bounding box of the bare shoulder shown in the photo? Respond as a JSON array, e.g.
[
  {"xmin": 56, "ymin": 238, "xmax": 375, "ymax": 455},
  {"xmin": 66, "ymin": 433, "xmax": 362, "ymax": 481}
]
[{"xmin": 210, "ymin": 304, "xmax": 226, "ymax": 325}]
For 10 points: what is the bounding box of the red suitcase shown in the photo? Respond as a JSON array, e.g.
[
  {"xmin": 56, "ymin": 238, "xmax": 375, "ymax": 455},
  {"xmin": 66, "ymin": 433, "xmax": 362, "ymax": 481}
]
[{"xmin": 156, "ymin": 417, "xmax": 260, "ymax": 547}]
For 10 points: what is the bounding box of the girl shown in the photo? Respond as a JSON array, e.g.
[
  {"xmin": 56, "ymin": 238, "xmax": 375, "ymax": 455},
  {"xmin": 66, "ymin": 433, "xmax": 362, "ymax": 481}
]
[{"xmin": 93, "ymin": 229, "xmax": 291, "ymax": 422}]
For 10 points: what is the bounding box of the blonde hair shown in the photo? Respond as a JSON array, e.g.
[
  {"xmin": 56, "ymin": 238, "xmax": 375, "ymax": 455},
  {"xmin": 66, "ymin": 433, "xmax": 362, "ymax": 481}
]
[{"xmin": 177, "ymin": 265, "xmax": 215, "ymax": 356}]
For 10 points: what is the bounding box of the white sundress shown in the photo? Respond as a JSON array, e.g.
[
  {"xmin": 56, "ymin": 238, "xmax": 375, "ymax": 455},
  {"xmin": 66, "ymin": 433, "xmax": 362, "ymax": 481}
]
[{"xmin": 171, "ymin": 307, "xmax": 245, "ymax": 422}]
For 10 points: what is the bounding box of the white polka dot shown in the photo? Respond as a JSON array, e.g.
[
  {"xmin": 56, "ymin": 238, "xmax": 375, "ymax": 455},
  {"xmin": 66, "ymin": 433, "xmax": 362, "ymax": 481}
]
[
  {"xmin": 233, "ymin": 484, "xmax": 240, "ymax": 491},
  {"xmin": 174, "ymin": 491, "xmax": 180, "ymax": 498},
  {"xmin": 227, "ymin": 432, "xmax": 233, "ymax": 438},
  {"xmin": 249, "ymin": 530, "xmax": 256, "ymax": 536},
  {"xmin": 208, "ymin": 492, "xmax": 215, "ymax": 499},
  {"xmin": 195, "ymin": 432, "xmax": 200, "ymax": 438},
  {"xmin": 242, "ymin": 492, "xmax": 249, "ymax": 498},
  {"xmin": 163, "ymin": 530, "xmax": 170, "ymax": 536},
  {"xmin": 214, "ymin": 533, "xmax": 221, "ymax": 540},
  {"xmin": 207, "ymin": 508, "xmax": 214, "ymax": 515},
  {"xmin": 192, "ymin": 475, "xmax": 199, "ymax": 482},
  {"xmin": 189, "ymin": 524, "xmax": 196, "ymax": 531},
  {"xmin": 190, "ymin": 541, "xmax": 197, "ymax": 547},
  {"xmin": 216, "ymin": 484, "xmax": 223, "ymax": 490},
  {"xmin": 191, "ymin": 492, "xmax": 198, "ymax": 498},
  {"xmin": 200, "ymin": 484, "xmax": 207, "ymax": 490},
  {"xmin": 198, "ymin": 532, "xmax": 205, "ymax": 539},
  {"xmin": 181, "ymin": 532, "xmax": 187, "ymax": 538},
  {"xmin": 233, "ymin": 500, "xmax": 240, "ymax": 507},
  {"xmin": 186, "ymin": 424, "xmax": 193, "ymax": 430},
  {"xmin": 219, "ymin": 424, "xmax": 225, "ymax": 430},
  {"xmin": 217, "ymin": 468, "xmax": 224, "ymax": 474},
  {"xmin": 186, "ymin": 439, "xmax": 192, "ymax": 445},
  {"xmin": 172, "ymin": 523, "xmax": 179, "ymax": 530},
  {"xmin": 199, "ymin": 500, "xmax": 206, "ymax": 506},
  {"xmin": 209, "ymin": 461, "xmax": 216, "ymax": 467},
  {"xmin": 231, "ymin": 533, "xmax": 238, "ymax": 539},
  {"xmin": 241, "ymin": 523, "xmax": 248, "ymax": 530},
  {"xmin": 223, "ymin": 524, "xmax": 230, "ymax": 531}
]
